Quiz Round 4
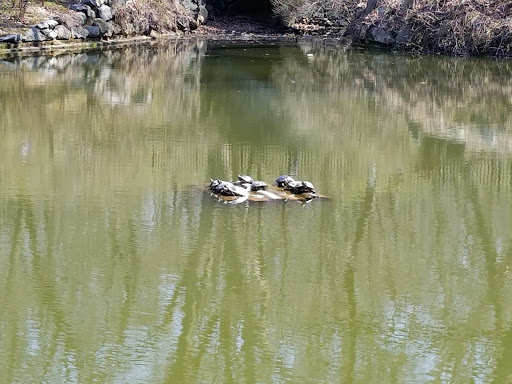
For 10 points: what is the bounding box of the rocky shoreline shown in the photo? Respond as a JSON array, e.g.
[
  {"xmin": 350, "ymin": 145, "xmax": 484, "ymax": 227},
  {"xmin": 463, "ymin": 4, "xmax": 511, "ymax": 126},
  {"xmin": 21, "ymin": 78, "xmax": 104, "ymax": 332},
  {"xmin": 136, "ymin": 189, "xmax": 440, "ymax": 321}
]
[
  {"xmin": 1, "ymin": 1, "xmax": 119, "ymax": 44},
  {"xmin": 0, "ymin": 0, "xmax": 211, "ymax": 53},
  {"xmin": 0, "ymin": 23, "xmax": 297, "ymax": 60},
  {"xmin": 0, "ymin": 9, "xmax": 302, "ymax": 59},
  {"xmin": 2, "ymin": 0, "xmax": 512, "ymax": 57}
]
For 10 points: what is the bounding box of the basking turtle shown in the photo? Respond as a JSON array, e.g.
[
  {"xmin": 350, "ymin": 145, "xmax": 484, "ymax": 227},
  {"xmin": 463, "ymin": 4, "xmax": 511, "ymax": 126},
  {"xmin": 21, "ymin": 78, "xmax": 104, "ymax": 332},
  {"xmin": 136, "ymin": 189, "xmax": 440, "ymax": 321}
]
[
  {"xmin": 275, "ymin": 175, "xmax": 295, "ymax": 188},
  {"xmin": 210, "ymin": 179, "xmax": 234, "ymax": 195},
  {"xmin": 209, "ymin": 178, "xmax": 223, "ymax": 191},
  {"xmin": 220, "ymin": 183, "xmax": 237, "ymax": 196},
  {"xmin": 250, "ymin": 180, "xmax": 267, "ymax": 191},
  {"xmin": 292, "ymin": 180, "xmax": 316, "ymax": 194},
  {"xmin": 237, "ymin": 174, "xmax": 254, "ymax": 184},
  {"xmin": 283, "ymin": 180, "xmax": 301, "ymax": 191},
  {"xmin": 212, "ymin": 180, "xmax": 251, "ymax": 197}
]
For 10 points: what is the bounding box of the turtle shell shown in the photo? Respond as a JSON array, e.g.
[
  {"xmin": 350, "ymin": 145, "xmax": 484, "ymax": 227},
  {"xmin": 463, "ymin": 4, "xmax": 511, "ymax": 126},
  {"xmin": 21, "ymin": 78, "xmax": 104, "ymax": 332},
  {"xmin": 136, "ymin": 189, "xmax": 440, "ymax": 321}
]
[
  {"xmin": 293, "ymin": 180, "xmax": 316, "ymax": 194},
  {"xmin": 209, "ymin": 178, "xmax": 223, "ymax": 191},
  {"xmin": 216, "ymin": 181, "xmax": 239, "ymax": 196},
  {"xmin": 301, "ymin": 181, "xmax": 315, "ymax": 192},
  {"xmin": 275, "ymin": 175, "xmax": 295, "ymax": 187},
  {"xmin": 251, "ymin": 180, "xmax": 267, "ymax": 191},
  {"xmin": 284, "ymin": 180, "xmax": 301, "ymax": 191},
  {"xmin": 237, "ymin": 174, "xmax": 254, "ymax": 184}
]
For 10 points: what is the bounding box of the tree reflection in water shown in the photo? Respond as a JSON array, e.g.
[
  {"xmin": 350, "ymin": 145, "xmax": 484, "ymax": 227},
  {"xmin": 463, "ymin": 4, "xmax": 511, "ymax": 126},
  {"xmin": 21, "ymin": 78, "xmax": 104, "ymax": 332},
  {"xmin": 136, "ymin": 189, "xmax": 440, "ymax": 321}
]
[{"xmin": 1, "ymin": 40, "xmax": 512, "ymax": 383}]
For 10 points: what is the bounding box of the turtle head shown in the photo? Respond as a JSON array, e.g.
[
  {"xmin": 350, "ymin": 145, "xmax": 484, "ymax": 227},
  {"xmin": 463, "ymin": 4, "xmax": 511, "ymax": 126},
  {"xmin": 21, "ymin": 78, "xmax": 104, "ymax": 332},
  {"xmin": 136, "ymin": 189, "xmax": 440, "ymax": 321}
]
[
  {"xmin": 209, "ymin": 179, "xmax": 222, "ymax": 188},
  {"xmin": 237, "ymin": 174, "xmax": 254, "ymax": 184}
]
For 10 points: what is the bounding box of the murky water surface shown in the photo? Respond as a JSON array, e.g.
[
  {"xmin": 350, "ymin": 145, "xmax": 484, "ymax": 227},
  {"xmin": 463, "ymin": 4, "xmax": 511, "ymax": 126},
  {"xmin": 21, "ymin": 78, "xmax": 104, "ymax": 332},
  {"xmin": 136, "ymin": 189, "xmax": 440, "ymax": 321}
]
[{"xmin": 1, "ymin": 41, "xmax": 512, "ymax": 383}]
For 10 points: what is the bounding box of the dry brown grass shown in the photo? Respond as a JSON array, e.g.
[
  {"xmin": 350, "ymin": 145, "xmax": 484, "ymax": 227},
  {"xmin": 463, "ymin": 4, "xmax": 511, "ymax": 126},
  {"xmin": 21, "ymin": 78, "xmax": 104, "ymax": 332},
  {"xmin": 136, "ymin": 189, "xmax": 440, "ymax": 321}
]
[
  {"xmin": 272, "ymin": 0, "xmax": 512, "ymax": 56},
  {"xmin": 367, "ymin": 0, "xmax": 512, "ymax": 56},
  {"xmin": 0, "ymin": 0, "xmax": 75, "ymax": 30},
  {"xmin": 111, "ymin": 0, "xmax": 187, "ymax": 36}
]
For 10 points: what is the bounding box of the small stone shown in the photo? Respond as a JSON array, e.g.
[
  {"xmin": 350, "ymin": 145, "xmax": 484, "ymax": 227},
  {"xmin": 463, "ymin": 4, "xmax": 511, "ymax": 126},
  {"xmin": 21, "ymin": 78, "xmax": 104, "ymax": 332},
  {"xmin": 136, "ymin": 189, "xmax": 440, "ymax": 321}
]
[
  {"xmin": 112, "ymin": 23, "xmax": 122, "ymax": 35},
  {"xmin": 189, "ymin": 18, "xmax": 198, "ymax": 31}
]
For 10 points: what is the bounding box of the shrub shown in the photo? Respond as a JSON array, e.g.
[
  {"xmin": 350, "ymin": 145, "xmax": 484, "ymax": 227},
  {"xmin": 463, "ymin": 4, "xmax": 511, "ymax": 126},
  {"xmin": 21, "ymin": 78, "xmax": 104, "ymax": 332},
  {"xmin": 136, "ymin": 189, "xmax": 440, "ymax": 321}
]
[{"xmin": 272, "ymin": 0, "xmax": 512, "ymax": 56}]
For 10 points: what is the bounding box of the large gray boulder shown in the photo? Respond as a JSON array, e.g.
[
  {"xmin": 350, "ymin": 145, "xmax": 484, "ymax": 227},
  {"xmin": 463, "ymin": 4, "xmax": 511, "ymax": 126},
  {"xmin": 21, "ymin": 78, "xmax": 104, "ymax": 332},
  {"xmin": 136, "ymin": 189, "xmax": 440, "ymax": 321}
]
[
  {"xmin": 54, "ymin": 25, "xmax": 72, "ymax": 40},
  {"xmin": 73, "ymin": 28, "xmax": 90, "ymax": 39},
  {"xmin": 73, "ymin": 12, "xmax": 88, "ymax": 26},
  {"xmin": 22, "ymin": 27, "xmax": 48, "ymax": 42},
  {"xmin": 93, "ymin": 18, "xmax": 114, "ymax": 37},
  {"xmin": 98, "ymin": 5, "xmax": 113, "ymax": 21},
  {"xmin": 70, "ymin": 4, "xmax": 96, "ymax": 20},
  {"xmin": 0, "ymin": 34, "xmax": 21, "ymax": 43},
  {"xmin": 42, "ymin": 29, "xmax": 58, "ymax": 40},
  {"xmin": 85, "ymin": 25, "xmax": 101, "ymax": 38},
  {"xmin": 83, "ymin": 0, "xmax": 103, "ymax": 9},
  {"xmin": 36, "ymin": 19, "xmax": 59, "ymax": 29}
]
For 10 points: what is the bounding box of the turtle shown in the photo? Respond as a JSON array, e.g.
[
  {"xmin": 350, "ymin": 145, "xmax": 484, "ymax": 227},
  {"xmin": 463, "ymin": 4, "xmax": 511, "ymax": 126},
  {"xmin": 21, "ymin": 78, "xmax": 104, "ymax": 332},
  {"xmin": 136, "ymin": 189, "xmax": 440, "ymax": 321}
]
[
  {"xmin": 283, "ymin": 180, "xmax": 301, "ymax": 191},
  {"xmin": 209, "ymin": 179, "xmax": 233, "ymax": 195},
  {"xmin": 237, "ymin": 174, "xmax": 254, "ymax": 184},
  {"xmin": 275, "ymin": 175, "xmax": 295, "ymax": 188},
  {"xmin": 219, "ymin": 183, "xmax": 236, "ymax": 196},
  {"xmin": 250, "ymin": 180, "xmax": 267, "ymax": 191},
  {"xmin": 209, "ymin": 178, "xmax": 223, "ymax": 191},
  {"xmin": 215, "ymin": 181, "xmax": 252, "ymax": 197},
  {"xmin": 292, "ymin": 180, "xmax": 316, "ymax": 194}
]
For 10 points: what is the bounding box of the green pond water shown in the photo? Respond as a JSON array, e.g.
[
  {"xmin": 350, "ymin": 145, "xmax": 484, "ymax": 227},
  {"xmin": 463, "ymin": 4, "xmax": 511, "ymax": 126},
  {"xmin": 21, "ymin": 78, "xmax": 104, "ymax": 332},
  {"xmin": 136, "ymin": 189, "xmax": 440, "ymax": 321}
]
[{"xmin": 1, "ymin": 40, "xmax": 512, "ymax": 383}]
